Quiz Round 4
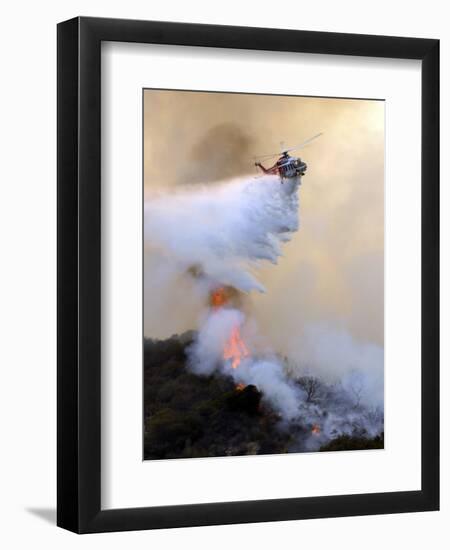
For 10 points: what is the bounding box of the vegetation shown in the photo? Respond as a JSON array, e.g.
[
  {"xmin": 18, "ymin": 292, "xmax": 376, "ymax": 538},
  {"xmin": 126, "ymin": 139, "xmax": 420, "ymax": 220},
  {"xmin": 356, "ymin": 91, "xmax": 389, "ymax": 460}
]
[
  {"xmin": 143, "ymin": 333, "xmax": 291, "ymax": 459},
  {"xmin": 320, "ymin": 433, "xmax": 384, "ymax": 452},
  {"xmin": 143, "ymin": 333, "xmax": 384, "ymax": 460}
]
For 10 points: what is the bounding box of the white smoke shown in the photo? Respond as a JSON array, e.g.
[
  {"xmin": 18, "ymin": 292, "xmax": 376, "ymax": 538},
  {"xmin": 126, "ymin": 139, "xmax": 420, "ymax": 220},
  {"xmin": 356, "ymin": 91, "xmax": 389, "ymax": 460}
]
[
  {"xmin": 144, "ymin": 175, "xmax": 300, "ymax": 293},
  {"xmin": 188, "ymin": 308, "xmax": 246, "ymax": 376},
  {"xmin": 233, "ymin": 358, "xmax": 302, "ymax": 420},
  {"xmin": 144, "ymin": 174, "xmax": 384, "ymax": 444},
  {"xmin": 187, "ymin": 306, "xmax": 303, "ymax": 420},
  {"xmin": 288, "ymin": 324, "xmax": 384, "ymax": 408}
]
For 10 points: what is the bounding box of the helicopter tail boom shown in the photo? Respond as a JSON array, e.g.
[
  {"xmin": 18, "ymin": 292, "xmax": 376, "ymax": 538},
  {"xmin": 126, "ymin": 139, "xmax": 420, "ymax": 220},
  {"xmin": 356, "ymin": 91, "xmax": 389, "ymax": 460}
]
[{"xmin": 254, "ymin": 161, "xmax": 278, "ymax": 175}]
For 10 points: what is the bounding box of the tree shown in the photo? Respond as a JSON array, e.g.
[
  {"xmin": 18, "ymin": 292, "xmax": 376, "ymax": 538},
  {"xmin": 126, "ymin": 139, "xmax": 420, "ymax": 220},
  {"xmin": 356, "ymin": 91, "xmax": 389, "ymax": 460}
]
[{"xmin": 298, "ymin": 376, "xmax": 320, "ymax": 402}]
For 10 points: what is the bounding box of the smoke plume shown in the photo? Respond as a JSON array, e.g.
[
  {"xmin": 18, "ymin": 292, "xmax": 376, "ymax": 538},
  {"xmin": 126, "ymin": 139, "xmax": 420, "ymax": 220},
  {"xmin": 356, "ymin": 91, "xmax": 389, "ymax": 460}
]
[
  {"xmin": 144, "ymin": 174, "xmax": 383, "ymax": 440},
  {"xmin": 144, "ymin": 175, "xmax": 299, "ymax": 294},
  {"xmin": 187, "ymin": 305, "xmax": 303, "ymax": 420}
]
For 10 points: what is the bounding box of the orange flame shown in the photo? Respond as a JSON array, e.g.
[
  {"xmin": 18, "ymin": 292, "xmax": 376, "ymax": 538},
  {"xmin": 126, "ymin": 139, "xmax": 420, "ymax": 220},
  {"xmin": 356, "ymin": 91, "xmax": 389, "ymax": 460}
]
[
  {"xmin": 223, "ymin": 325, "xmax": 250, "ymax": 369},
  {"xmin": 311, "ymin": 424, "xmax": 321, "ymax": 435},
  {"xmin": 209, "ymin": 287, "xmax": 250, "ymax": 370},
  {"xmin": 235, "ymin": 383, "xmax": 245, "ymax": 391},
  {"xmin": 210, "ymin": 287, "xmax": 229, "ymax": 309}
]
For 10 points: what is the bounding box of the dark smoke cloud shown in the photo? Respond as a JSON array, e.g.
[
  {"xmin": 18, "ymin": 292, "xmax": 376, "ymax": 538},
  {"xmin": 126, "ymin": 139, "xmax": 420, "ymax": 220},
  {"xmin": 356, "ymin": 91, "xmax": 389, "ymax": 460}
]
[{"xmin": 186, "ymin": 123, "xmax": 255, "ymax": 184}]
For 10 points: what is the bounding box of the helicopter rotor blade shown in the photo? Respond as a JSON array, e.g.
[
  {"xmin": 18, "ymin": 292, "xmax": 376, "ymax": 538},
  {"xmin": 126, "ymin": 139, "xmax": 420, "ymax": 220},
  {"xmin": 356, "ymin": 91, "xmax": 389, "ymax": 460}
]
[
  {"xmin": 253, "ymin": 151, "xmax": 283, "ymax": 161},
  {"xmin": 285, "ymin": 132, "xmax": 323, "ymax": 153},
  {"xmin": 253, "ymin": 132, "xmax": 323, "ymax": 161}
]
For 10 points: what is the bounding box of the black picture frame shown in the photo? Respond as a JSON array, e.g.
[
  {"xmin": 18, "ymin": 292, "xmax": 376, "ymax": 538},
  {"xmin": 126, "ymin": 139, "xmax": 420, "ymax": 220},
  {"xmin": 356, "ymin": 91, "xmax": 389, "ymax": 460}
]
[{"xmin": 57, "ymin": 16, "xmax": 439, "ymax": 533}]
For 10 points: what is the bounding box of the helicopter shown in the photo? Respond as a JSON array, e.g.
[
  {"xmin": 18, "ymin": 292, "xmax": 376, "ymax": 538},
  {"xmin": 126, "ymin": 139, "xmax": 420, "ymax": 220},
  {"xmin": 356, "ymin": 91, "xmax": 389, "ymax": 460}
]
[{"xmin": 254, "ymin": 132, "xmax": 323, "ymax": 183}]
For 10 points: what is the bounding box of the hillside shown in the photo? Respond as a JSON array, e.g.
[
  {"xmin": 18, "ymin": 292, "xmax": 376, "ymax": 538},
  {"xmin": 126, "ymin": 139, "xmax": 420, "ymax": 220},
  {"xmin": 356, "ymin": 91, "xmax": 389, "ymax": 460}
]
[{"xmin": 143, "ymin": 333, "xmax": 383, "ymax": 460}]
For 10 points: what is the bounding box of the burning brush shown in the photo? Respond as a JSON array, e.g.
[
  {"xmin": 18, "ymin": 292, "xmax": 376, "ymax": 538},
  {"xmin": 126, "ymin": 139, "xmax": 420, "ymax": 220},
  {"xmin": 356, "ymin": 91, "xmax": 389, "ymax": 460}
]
[
  {"xmin": 311, "ymin": 424, "xmax": 321, "ymax": 435},
  {"xmin": 187, "ymin": 282, "xmax": 303, "ymax": 421},
  {"xmin": 209, "ymin": 286, "xmax": 250, "ymax": 370}
]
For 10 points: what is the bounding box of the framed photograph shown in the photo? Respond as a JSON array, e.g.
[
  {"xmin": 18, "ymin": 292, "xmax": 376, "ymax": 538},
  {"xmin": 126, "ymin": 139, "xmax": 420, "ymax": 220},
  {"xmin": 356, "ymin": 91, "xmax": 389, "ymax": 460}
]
[{"xmin": 57, "ymin": 17, "xmax": 439, "ymax": 533}]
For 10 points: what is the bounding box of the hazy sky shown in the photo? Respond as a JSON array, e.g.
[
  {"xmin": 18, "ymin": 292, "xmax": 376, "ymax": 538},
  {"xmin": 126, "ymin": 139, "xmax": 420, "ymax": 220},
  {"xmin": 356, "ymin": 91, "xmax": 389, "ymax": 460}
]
[{"xmin": 143, "ymin": 90, "xmax": 384, "ymax": 348}]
